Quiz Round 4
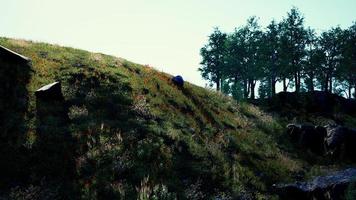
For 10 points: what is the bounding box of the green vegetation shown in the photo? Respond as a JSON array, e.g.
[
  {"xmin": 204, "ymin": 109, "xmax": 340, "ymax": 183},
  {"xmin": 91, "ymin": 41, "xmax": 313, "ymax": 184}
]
[
  {"xmin": 200, "ymin": 8, "xmax": 356, "ymax": 99},
  {"xmin": 0, "ymin": 37, "xmax": 355, "ymax": 199}
]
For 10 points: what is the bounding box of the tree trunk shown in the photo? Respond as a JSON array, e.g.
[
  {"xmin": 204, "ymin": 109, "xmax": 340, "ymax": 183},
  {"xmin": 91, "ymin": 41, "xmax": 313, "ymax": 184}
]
[
  {"xmin": 243, "ymin": 79, "xmax": 248, "ymax": 98},
  {"xmin": 329, "ymin": 76, "xmax": 333, "ymax": 93},
  {"xmin": 216, "ymin": 78, "xmax": 220, "ymax": 91},
  {"xmin": 310, "ymin": 80, "xmax": 314, "ymax": 92},
  {"xmin": 247, "ymin": 80, "xmax": 251, "ymax": 98},
  {"xmin": 250, "ymin": 80, "xmax": 256, "ymax": 99},
  {"xmin": 324, "ymin": 74, "xmax": 329, "ymax": 92},
  {"xmin": 295, "ymin": 72, "xmax": 300, "ymax": 93},
  {"xmin": 309, "ymin": 73, "xmax": 314, "ymax": 92},
  {"xmin": 271, "ymin": 77, "xmax": 276, "ymax": 96},
  {"xmin": 349, "ymin": 84, "xmax": 352, "ymax": 99},
  {"xmin": 297, "ymin": 71, "xmax": 301, "ymax": 92},
  {"xmin": 283, "ymin": 78, "xmax": 287, "ymax": 92}
]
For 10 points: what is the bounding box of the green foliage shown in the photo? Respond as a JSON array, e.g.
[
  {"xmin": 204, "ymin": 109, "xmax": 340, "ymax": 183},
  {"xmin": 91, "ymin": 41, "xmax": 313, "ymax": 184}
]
[
  {"xmin": 136, "ymin": 176, "xmax": 177, "ymax": 200},
  {"xmin": 2, "ymin": 36, "xmax": 352, "ymax": 200},
  {"xmin": 200, "ymin": 8, "xmax": 356, "ymax": 98},
  {"xmin": 223, "ymin": 17, "xmax": 264, "ymax": 99},
  {"xmin": 199, "ymin": 27, "xmax": 227, "ymax": 91},
  {"xmin": 9, "ymin": 184, "xmax": 60, "ymax": 200}
]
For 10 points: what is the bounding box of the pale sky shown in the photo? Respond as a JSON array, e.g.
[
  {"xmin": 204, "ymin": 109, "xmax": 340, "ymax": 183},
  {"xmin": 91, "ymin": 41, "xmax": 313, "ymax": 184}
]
[{"xmin": 1, "ymin": 0, "xmax": 355, "ymax": 87}]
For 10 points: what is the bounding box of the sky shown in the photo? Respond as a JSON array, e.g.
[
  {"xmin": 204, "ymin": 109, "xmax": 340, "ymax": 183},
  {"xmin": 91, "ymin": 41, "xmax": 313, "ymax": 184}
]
[{"xmin": 1, "ymin": 0, "xmax": 356, "ymax": 88}]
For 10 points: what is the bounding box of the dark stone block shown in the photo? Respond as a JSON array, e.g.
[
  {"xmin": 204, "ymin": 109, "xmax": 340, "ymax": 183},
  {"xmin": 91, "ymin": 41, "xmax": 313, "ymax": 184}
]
[
  {"xmin": 34, "ymin": 81, "xmax": 75, "ymax": 182},
  {"xmin": 0, "ymin": 45, "xmax": 32, "ymax": 188},
  {"xmin": 35, "ymin": 81, "xmax": 64, "ymax": 101}
]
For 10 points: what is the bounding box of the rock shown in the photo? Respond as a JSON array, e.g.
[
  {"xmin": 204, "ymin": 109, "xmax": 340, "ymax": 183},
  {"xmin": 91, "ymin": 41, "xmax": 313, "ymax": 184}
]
[
  {"xmin": 275, "ymin": 168, "xmax": 356, "ymax": 200},
  {"xmin": 34, "ymin": 81, "xmax": 75, "ymax": 182},
  {"xmin": 35, "ymin": 81, "xmax": 68, "ymax": 127},
  {"xmin": 287, "ymin": 124, "xmax": 302, "ymax": 141},
  {"xmin": 325, "ymin": 125, "xmax": 356, "ymax": 160},
  {"xmin": 324, "ymin": 125, "xmax": 346, "ymax": 157},
  {"xmin": 35, "ymin": 81, "xmax": 70, "ymax": 132},
  {"xmin": 287, "ymin": 123, "xmax": 356, "ymax": 160},
  {"xmin": 35, "ymin": 81, "xmax": 64, "ymax": 101},
  {"xmin": 345, "ymin": 128, "xmax": 356, "ymax": 160},
  {"xmin": 287, "ymin": 124, "xmax": 326, "ymax": 154},
  {"xmin": 172, "ymin": 75, "xmax": 184, "ymax": 87}
]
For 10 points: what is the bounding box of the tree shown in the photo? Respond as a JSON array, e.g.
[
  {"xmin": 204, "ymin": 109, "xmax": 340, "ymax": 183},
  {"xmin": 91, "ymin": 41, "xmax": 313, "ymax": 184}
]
[
  {"xmin": 244, "ymin": 17, "xmax": 264, "ymax": 99},
  {"xmin": 303, "ymin": 29, "xmax": 323, "ymax": 92},
  {"xmin": 263, "ymin": 20, "xmax": 281, "ymax": 96},
  {"xmin": 339, "ymin": 22, "xmax": 356, "ymax": 98},
  {"xmin": 225, "ymin": 17, "xmax": 263, "ymax": 99},
  {"xmin": 279, "ymin": 7, "xmax": 309, "ymax": 93},
  {"xmin": 226, "ymin": 23, "xmax": 252, "ymax": 98},
  {"xmin": 199, "ymin": 28, "xmax": 227, "ymax": 91},
  {"xmin": 225, "ymin": 27, "xmax": 248, "ymax": 98},
  {"xmin": 199, "ymin": 7, "xmax": 355, "ymax": 100},
  {"xmin": 319, "ymin": 27, "xmax": 345, "ymax": 93}
]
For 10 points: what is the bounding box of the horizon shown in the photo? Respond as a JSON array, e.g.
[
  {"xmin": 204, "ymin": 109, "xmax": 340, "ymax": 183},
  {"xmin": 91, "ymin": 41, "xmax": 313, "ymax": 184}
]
[{"xmin": 1, "ymin": 0, "xmax": 355, "ymax": 88}]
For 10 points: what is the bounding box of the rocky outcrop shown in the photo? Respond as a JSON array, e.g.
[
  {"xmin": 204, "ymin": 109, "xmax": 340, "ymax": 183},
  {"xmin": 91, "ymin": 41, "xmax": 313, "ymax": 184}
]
[
  {"xmin": 275, "ymin": 168, "xmax": 356, "ymax": 200},
  {"xmin": 287, "ymin": 124, "xmax": 327, "ymax": 154},
  {"xmin": 324, "ymin": 125, "xmax": 356, "ymax": 160},
  {"xmin": 287, "ymin": 124, "xmax": 356, "ymax": 160}
]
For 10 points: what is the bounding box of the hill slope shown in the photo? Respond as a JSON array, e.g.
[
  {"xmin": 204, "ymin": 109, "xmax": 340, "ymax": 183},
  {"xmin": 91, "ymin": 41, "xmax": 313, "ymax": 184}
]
[{"xmin": 0, "ymin": 37, "xmax": 353, "ymax": 199}]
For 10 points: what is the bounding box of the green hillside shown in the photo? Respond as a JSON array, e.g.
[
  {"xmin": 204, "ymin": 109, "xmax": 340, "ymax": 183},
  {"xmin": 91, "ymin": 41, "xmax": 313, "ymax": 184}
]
[{"xmin": 0, "ymin": 37, "xmax": 353, "ymax": 199}]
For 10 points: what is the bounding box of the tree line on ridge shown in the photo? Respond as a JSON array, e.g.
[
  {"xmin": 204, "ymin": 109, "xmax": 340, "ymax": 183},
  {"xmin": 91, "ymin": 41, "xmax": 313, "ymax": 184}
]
[{"xmin": 199, "ymin": 8, "xmax": 356, "ymax": 100}]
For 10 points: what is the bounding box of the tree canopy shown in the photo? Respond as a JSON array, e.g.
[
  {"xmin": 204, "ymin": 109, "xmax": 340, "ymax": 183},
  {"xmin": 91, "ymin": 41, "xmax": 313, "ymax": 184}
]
[{"xmin": 200, "ymin": 8, "xmax": 356, "ymax": 100}]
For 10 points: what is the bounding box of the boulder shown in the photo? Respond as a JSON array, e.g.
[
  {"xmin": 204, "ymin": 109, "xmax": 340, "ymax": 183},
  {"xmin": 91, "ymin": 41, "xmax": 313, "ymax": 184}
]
[
  {"xmin": 35, "ymin": 81, "xmax": 68, "ymax": 125},
  {"xmin": 275, "ymin": 168, "xmax": 356, "ymax": 200},
  {"xmin": 345, "ymin": 128, "xmax": 356, "ymax": 160},
  {"xmin": 286, "ymin": 124, "xmax": 303, "ymax": 141},
  {"xmin": 324, "ymin": 125, "xmax": 346, "ymax": 157},
  {"xmin": 287, "ymin": 123, "xmax": 356, "ymax": 160},
  {"xmin": 172, "ymin": 75, "xmax": 184, "ymax": 87},
  {"xmin": 287, "ymin": 124, "xmax": 326, "ymax": 154},
  {"xmin": 325, "ymin": 125, "xmax": 356, "ymax": 160}
]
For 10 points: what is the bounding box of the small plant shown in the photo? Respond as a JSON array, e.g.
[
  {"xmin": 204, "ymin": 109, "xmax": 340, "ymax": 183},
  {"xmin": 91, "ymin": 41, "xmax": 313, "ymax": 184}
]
[
  {"xmin": 68, "ymin": 105, "xmax": 88, "ymax": 120},
  {"xmin": 184, "ymin": 179, "xmax": 206, "ymax": 200},
  {"xmin": 133, "ymin": 95, "xmax": 152, "ymax": 119},
  {"xmin": 136, "ymin": 176, "xmax": 151, "ymax": 200},
  {"xmin": 9, "ymin": 185, "xmax": 41, "ymax": 200},
  {"xmin": 136, "ymin": 176, "xmax": 177, "ymax": 200},
  {"xmin": 9, "ymin": 182, "xmax": 60, "ymax": 200}
]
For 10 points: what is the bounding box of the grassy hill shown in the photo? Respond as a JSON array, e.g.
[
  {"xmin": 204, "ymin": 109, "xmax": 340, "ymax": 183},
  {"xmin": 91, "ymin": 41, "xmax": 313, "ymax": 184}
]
[{"xmin": 0, "ymin": 37, "xmax": 354, "ymax": 199}]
